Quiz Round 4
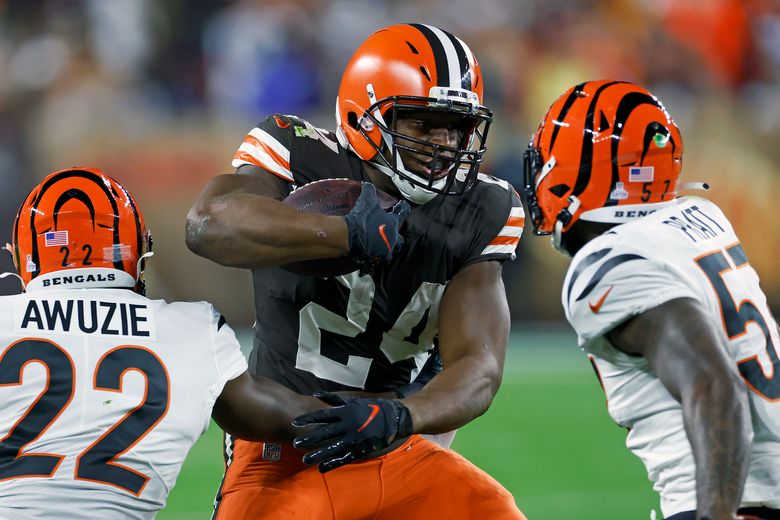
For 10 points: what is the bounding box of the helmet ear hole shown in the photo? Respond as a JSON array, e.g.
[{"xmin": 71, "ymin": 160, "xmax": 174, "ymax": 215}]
[
  {"xmin": 347, "ymin": 111, "xmax": 359, "ymax": 129},
  {"xmin": 550, "ymin": 184, "xmax": 571, "ymax": 197}
]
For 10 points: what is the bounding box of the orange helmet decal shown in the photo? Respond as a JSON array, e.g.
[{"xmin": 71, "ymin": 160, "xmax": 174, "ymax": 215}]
[
  {"xmin": 523, "ymin": 80, "xmax": 683, "ymax": 239},
  {"xmin": 12, "ymin": 167, "xmax": 150, "ymax": 292},
  {"xmin": 336, "ymin": 23, "xmax": 492, "ymax": 203}
]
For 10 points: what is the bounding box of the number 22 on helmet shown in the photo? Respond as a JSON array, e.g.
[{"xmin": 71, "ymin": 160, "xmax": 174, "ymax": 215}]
[
  {"xmin": 10, "ymin": 167, "xmax": 153, "ymax": 294},
  {"xmin": 522, "ymin": 80, "xmax": 684, "ymax": 252}
]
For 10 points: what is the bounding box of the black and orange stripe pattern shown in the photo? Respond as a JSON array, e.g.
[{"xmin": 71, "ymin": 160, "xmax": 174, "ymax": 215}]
[
  {"xmin": 524, "ymin": 80, "xmax": 684, "ymax": 236},
  {"xmin": 12, "ymin": 167, "xmax": 149, "ymax": 287}
]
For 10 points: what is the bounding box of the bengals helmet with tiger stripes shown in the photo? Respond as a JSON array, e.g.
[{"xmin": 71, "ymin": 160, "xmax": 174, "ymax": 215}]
[
  {"xmin": 522, "ymin": 80, "xmax": 684, "ymax": 252},
  {"xmin": 11, "ymin": 167, "xmax": 152, "ymax": 293},
  {"xmin": 336, "ymin": 23, "xmax": 493, "ymax": 204}
]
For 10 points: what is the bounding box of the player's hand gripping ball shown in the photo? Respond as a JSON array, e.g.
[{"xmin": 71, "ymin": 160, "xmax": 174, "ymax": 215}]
[{"xmin": 281, "ymin": 179, "xmax": 410, "ymax": 276}]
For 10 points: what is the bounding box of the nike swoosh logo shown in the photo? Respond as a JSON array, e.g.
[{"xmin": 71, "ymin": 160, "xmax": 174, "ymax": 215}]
[
  {"xmin": 588, "ymin": 285, "xmax": 614, "ymax": 313},
  {"xmin": 377, "ymin": 224, "xmax": 391, "ymax": 253},
  {"xmin": 357, "ymin": 404, "xmax": 380, "ymax": 432}
]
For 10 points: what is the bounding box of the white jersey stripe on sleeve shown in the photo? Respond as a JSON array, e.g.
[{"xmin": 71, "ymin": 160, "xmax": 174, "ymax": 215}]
[
  {"xmin": 481, "ymin": 244, "xmax": 518, "ymax": 256},
  {"xmin": 497, "ymin": 225, "xmax": 523, "ymax": 237},
  {"xmin": 232, "ymin": 142, "xmax": 294, "ymax": 181},
  {"xmin": 248, "ymin": 127, "xmax": 291, "ymax": 163}
]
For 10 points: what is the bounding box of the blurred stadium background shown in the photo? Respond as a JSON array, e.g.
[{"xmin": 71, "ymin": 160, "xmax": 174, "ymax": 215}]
[{"xmin": 1, "ymin": 0, "xmax": 778, "ymax": 517}]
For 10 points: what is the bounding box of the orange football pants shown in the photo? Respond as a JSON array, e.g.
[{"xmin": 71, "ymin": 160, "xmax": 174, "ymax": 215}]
[{"xmin": 213, "ymin": 434, "xmax": 527, "ymax": 520}]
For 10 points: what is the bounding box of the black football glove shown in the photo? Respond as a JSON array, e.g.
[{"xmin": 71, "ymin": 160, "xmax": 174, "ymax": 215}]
[
  {"xmin": 292, "ymin": 392, "xmax": 413, "ymax": 473},
  {"xmin": 343, "ymin": 183, "xmax": 410, "ymax": 265}
]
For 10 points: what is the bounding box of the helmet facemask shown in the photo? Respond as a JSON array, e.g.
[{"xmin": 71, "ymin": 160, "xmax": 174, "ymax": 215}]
[{"xmin": 353, "ymin": 86, "xmax": 492, "ymax": 205}]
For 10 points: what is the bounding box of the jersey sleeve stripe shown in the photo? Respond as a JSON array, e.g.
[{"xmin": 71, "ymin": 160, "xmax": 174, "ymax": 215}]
[
  {"xmin": 248, "ymin": 127, "xmax": 291, "ymax": 161},
  {"xmin": 566, "ymin": 248, "xmax": 613, "ymax": 303},
  {"xmin": 231, "ymin": 144, "xmax": 294, "ymax": 182},
  {"xmin": 574, "ymin": 253, "xmax": 646, "ymax": 302},
  {"xmin": 481, "ymin": 244, "xmax": 518, "ymax": 255},
  {"xmin": 508, "ymin": 215, "xmax": 525, "ymax": 225},
  {"xmin": 244, "ymin": 135, "xmax": 292, "ymax": 172},
  {"xmin": 480, "ymin": 204, "xmax": 524, "ymax": 257},
  {"xmin": 243, "ymin": 134, "xmax": 291, "ymax": 170},
  {"xmin": 488, "ymin": 235, "xmax": 520, "ymax": 247}
]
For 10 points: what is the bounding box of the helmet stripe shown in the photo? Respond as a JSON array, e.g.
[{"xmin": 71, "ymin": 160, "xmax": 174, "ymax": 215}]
[
  {"xmin": 409, "ymin": 24, "xmax": 449, "ymax": 87},
  {"xmin": 548, "ymin": 81, "xmax": 588, "ymax": 150},
  {"xmin": 28, "ymin": 170, "xmax": 124, "ymax": 277},
  {"xmin": 444, "ymin": 34, "xmax": 472, "ymax": 90},
  {"xmin": 604, "ymin": 91, "xmax": 664, "ymax": 207},
  {"xmin": 572, "ymin": 81, "xmax": 627, "ymax": 198},
  {"xmin": 53, "ymin": 189, "xmax": 96, "ymax": 229},
  {"xmin": 409, "ymin": 24, "xmax": 468, "ymax": 90}
]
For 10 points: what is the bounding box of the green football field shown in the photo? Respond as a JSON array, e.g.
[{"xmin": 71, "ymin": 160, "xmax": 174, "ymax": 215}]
[{"xmin": 158, "ymin": 329, "xmax": 660, "ymax": 520}]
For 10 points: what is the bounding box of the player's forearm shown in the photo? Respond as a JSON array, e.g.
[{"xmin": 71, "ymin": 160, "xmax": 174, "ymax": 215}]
[
  {"xmin": 682, "ymin": 377, "xmax": 752, "ymax": 519},
  {"xmin": 186, "ymin": 191, "xmax": 349, "ymax": 268},
  {"xmin": 213, "ymin": 375, "xmax": 324, "ymax": 442},
  {"xmin": 402, "ymin": 352, "xmax": 502, "ymax": 433}
]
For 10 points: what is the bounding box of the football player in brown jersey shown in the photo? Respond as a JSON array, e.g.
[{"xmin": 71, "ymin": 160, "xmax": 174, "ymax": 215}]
[{"xmin": 187, "ymin": 24, "xmax": 526, "ymax": 520}]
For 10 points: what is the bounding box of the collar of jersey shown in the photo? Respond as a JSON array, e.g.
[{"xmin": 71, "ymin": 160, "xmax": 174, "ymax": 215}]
[{"xmin": 25, "ymin": 268, "xmax": 136, "ymax": 292}]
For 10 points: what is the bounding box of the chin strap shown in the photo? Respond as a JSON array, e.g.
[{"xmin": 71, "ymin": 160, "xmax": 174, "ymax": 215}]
[
  {"xmin": 136, "ymin": 251, "xmax": 154, "ymax": 281},
  {"xmin": 552, "ymin": 195, "xmax": 581, "ymax": 255}
]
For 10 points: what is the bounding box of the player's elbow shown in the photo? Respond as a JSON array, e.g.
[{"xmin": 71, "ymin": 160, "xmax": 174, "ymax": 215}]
[{"xmin": 185, "ymin": 199, "xmax": 227, "ymax": 261}]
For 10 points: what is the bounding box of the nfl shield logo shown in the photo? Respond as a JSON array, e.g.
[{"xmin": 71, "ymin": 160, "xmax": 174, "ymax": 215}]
[
  {"xmin": 628, "ymin": 166, "xmax": 654, "ymax": 182},
  {"xmin": 262, "ymin": 443, "xmax": 281, "ymax": 462}
]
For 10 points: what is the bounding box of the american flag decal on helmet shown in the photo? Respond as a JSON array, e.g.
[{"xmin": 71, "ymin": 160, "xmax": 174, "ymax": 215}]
[
  {"xmin": 44, "ymin": 230, "xmax": 68, "ymax": 247},
  {"xmin": 481, "ymin": 206, "xmax": 524, "ymax": 258},
  {"xmin": 628, "ymin": 166, "xmax": 654, "ymax": 182}
]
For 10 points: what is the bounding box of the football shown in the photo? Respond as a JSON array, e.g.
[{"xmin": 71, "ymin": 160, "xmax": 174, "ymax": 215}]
[{"xmin": 280, "ymin": 178, "xmax": 399, "ymax": 277}]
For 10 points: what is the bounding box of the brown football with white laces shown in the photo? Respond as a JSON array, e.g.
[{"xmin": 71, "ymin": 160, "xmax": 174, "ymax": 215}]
[{"xmin": 280, "ymin": 178, "xmax": 398, "ymax": 277}]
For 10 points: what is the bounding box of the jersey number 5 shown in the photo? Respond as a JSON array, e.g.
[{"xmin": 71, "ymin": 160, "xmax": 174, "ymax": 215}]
[
  {"xmin": 696, "ymin": 244, "xmax": 780, "ymax": 401},
  {"xmin": 0, "ymin": 338, "xmax": 169, "ymax": 495}
]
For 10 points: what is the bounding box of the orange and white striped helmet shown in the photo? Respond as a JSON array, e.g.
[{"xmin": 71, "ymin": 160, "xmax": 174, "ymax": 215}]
[
  {"xmin": 336, "ymin": 23, "xmax": 493, "ymax": 204},
  {"xmin": 11, "ymin": 167, "xmax": 152, "ymax": 293},
  {"xmin": 522, "ymin": 80, "xmax": 684, "ymax": 249}
]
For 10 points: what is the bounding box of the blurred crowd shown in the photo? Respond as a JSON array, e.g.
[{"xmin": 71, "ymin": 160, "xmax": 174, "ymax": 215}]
[{"xmin": 1, "ymin": 0, "xmax": 778, "ymax": 326}]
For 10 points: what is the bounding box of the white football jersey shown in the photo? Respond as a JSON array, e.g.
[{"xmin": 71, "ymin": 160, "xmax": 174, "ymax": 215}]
[
  {"xmin": 0, "ymin": 287, "xmax": 247, "ymax": 519},
  {"xmin": 563, "ymin": 196, "xmax": 780, "ymax": 517}
]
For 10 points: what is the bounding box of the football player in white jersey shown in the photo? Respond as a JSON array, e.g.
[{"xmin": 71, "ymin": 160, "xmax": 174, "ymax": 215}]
[
  {"xmin": 0, "ymin": 167, "xmax": 323, "ymax": 519},
  {"xmin": 521, "ymin": 80, "xmax": 780, "ymax": 520}
]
